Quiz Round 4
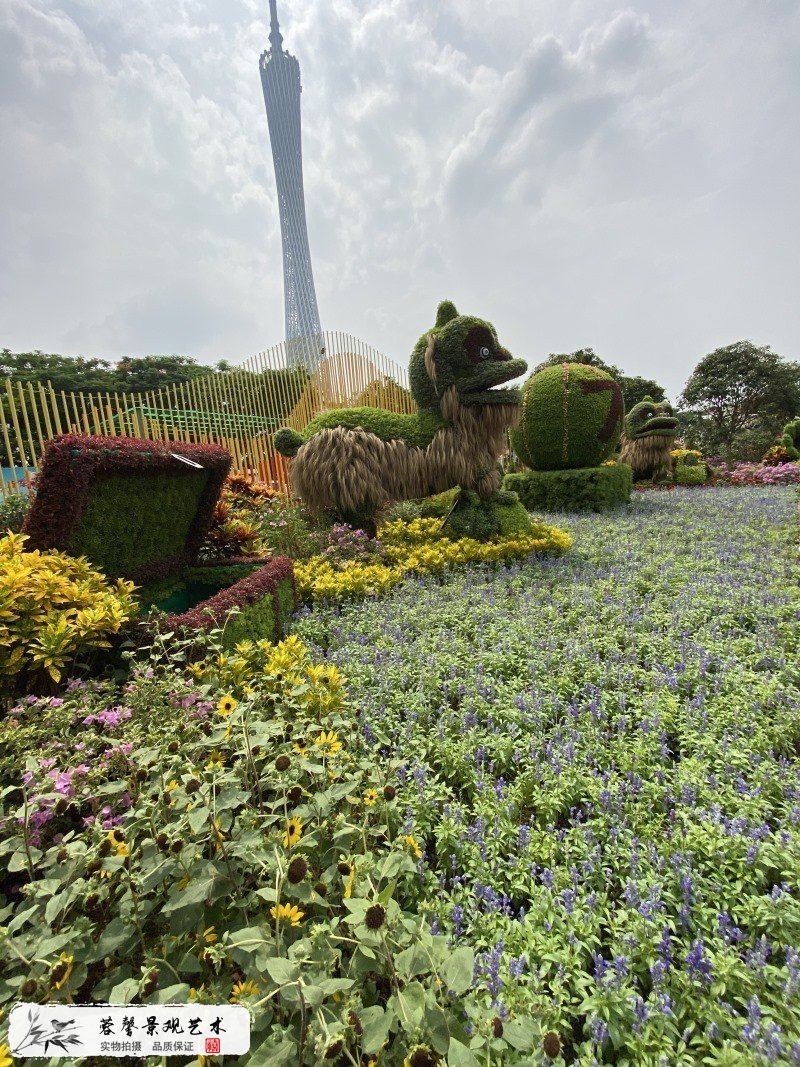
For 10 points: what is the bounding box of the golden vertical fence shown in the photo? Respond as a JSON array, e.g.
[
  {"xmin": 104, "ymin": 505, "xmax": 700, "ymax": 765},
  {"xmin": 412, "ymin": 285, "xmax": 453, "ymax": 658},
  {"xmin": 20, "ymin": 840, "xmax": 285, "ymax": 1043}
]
[{"xmin": 0, "ymin": 333, "xmax": 415, "ymax": 499}]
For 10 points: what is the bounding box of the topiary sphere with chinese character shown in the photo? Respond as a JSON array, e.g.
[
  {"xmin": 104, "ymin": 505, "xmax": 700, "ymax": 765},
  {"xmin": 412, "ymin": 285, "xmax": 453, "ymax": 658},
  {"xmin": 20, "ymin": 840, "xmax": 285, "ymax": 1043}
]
[{"xmin": 510, "ymin": 363, "xmax": 624, "ymax": 471}]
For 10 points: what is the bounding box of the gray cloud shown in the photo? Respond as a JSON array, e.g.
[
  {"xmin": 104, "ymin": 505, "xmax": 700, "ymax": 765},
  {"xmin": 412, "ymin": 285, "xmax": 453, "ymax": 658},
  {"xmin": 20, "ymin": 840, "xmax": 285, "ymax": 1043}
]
[{"xmin": 0, "ymin": 0, "xmax": 798, "ymax": 398}]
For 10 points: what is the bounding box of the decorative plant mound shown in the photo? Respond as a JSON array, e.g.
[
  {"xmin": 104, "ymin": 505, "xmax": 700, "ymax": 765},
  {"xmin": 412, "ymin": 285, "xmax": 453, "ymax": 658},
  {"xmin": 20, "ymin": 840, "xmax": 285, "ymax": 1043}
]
[
  {"xmin": 293, "ymin": 516, "xmax": 571, "ymax": 602},
  {"xmin": 619, "ymin": 397, "xmax": 679, "ymax": 482},
  {"xmin": 0, "ymin": 635, "xmax": 516, "ymax": 1065},
  {"xmin": 510, "ymin": 363, "xmax": 624, "ymax": 472},
  {"xmin": 274, "ymin": 299, "xmax": 528, "ymax": 527},
  {"xmin": 0, "ymin": 531, "xmax": 137, "ymax": 691},
  {"xmin": 671, "ymin": 448, "xmax": 710, "ymax": 486},
  {"xmin": 779, "ymin": 417, "xmax": 800, "ymax": 461},
  {"xmin": 504, "ymin": 462, "xmax": 633, "ymax": 511},
  {"xmin": 21, "ymin": 436, "xmax": 297, "ymax": 650},
  {"xmin": 441, "ymin": 488, "xmax": 535, "ymax": 541}
]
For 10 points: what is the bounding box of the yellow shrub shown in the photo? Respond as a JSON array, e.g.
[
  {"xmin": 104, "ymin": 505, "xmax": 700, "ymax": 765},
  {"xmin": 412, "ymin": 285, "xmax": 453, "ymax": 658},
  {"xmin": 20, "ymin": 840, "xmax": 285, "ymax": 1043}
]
[
  {"xmin": 0, "ymin": 533, "xmax": 138, "ymax": 684},
  {"xmin": 379, "ymin": 517, "xmax": 446, "ymax": 547},
  {"xmin": 671, "ymin": 448, "xmax": 703, "ymax": 464},
  {"xmin": 294, "ymin": 519, "xmax": 571, "ymax": 603}
]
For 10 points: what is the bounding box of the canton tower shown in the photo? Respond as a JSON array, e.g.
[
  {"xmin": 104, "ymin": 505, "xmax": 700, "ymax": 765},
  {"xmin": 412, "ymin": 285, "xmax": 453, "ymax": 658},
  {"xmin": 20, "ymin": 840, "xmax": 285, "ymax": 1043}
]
[{"xmin": 259, "ymin": 0, "xmax": 324, "ymax": 372}]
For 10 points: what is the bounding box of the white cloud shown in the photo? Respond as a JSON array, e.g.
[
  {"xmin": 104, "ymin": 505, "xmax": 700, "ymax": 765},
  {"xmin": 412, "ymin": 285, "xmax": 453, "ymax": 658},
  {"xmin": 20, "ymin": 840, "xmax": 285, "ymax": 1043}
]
[{"xmin": 0, "ymin": 0, "xmax": 798, "ymax": 396}]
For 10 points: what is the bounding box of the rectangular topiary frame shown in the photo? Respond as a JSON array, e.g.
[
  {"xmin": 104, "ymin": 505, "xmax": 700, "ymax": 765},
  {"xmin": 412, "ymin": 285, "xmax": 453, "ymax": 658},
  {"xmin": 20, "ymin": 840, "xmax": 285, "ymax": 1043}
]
[{"xmin": 22, "ymin": 435, "xmax": 297, "ymax": 646}]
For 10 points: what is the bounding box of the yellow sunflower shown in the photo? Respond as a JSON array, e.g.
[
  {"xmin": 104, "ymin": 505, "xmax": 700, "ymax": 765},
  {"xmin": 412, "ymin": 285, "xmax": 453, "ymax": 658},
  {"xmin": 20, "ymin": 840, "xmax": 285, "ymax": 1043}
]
[
  {"xmin": 282, "ymin": 817, "xmax": 303, "ymax": 848},
  {"xmin": 50, "ymin": 952, "xmax": 74, "ymax": 990},
  {"xmin": 205, "ymin": 752, "xmax": 225, "ymax": 772},
  {"xmin": 363, "ymin": 789, "xmax": 379, "ymax": 806},
  {"xmin": 217, "ymin": 695, "xmax": 237, "ymax": 717},
  {"xmin": 403, "ymin": 834, "xmax": 423, "ymax": 860},
  {"xmin": 230, "ymin": 979, "xmax": 260, "ymax": 1003},
  {"xmin": 314, "ymin": 730, "xmax": 342, "ymax": 758},
  {"xmin": 270, "ymin": 902, "xmax": 304, "ymax": 927},
  {"xmin": 0, "ymin": 1044, "xmax": 12, "ymax": 1067},
  {"xmin": 106, "ymin": 830, "xmax": 129, "ymax": 857}
]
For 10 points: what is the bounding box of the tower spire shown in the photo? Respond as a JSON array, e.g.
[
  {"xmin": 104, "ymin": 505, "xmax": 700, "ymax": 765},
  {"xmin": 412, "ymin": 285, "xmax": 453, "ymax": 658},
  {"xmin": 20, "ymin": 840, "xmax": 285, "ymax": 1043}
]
[{"xmin": 268, "ymin": 0, "xmax": 283, "ymax": 52}]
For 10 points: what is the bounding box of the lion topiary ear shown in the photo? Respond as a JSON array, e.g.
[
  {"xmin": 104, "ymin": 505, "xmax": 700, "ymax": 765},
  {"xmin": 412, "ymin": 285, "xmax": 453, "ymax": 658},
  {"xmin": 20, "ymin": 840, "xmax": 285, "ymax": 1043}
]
[
  {"xmin": 435, "ymin": 300, "xmax": 459, "ymax": 328},
  {"xmin": 641, "ymin": 395, "xmax": 655, "ymax": 404}
]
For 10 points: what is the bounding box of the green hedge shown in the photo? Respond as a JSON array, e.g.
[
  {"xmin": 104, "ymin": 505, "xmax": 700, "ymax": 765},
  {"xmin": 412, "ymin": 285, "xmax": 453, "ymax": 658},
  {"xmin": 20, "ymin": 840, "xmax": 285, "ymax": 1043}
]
[
  {"xmin": 503, "ymin": 464, "xmax": 633, "ymax": 512},
  {"xmin": 221, "ymin": 574, "xmax": 296, "ymax": 646},
  {"xmin": 675, "ymin": 464, "xmax": 707, "ymax": 485}
]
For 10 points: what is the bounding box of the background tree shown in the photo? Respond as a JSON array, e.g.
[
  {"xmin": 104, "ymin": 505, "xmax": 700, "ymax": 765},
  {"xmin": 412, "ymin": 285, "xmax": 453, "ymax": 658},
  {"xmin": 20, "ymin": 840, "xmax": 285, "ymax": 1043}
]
[
  {"xmin": 533, "ymin": 348, "xmax": 667, "ymax": 411},
  {"xmin": 0, "ymin": 351, "xmax": 115, "ymax": 393},
  {"xmin": 620, "ymin": 375, "xmax": 666, "ymax": 409},
  {"xmin": 0, "ymin": 350, "xmax": 220, "ymax": 395},
  {"xmin": 113, "ymin": 355, "xmax": 212, "ymax": 393},
  {"xmin": 533, "ymin": 348, "xmax": 622, "ymax": 378},
  {"xmin": 679, "ymin": 341, "xmax": 800, "ymax": 463}
]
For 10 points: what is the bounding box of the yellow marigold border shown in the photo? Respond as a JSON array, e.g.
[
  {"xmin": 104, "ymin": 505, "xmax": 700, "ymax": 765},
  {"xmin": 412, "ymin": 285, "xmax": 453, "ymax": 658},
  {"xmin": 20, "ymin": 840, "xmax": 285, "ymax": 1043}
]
[{"xmin": 294, "ymin": 520, "xmax": 571, "ymax": 603}]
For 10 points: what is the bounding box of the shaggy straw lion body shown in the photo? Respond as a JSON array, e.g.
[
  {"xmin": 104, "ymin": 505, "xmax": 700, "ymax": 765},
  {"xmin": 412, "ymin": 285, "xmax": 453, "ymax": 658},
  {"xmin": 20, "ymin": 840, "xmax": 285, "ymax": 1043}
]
[
  {"xmin": 289, "ymin": 388, "xmax": 518, "ymax": 516},
  {"xmin": 619, "ymin": 433, "xmax": 673, "ymax": 482}
]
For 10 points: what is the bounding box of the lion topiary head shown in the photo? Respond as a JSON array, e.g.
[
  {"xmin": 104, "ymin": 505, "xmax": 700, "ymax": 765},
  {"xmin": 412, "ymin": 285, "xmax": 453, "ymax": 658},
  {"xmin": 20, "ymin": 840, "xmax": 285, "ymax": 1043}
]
[
  {"xmin": 408, "ymin": 300, "xmax": 527, "ymax": 415},
  {"xmin": 624, "ymin": 397, "xmax": 678, "ymax": 442}
]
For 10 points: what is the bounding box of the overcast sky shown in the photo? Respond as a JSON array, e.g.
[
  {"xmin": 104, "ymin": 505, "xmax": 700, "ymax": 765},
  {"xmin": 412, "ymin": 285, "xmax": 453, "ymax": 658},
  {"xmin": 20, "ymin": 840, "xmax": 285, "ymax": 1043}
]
[{"xmin": 1, "ymin": 0, "xmax": 798, "ymax": 398}]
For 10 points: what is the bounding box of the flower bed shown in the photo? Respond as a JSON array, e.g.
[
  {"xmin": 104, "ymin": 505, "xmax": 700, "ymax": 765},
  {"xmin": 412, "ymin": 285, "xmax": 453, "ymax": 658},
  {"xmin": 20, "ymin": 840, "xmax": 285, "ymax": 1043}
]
[
  {"xmin": 710, "ymin": 461, "xmax": 800, "ymax": 486},
  {"xmin": 3, "ymin": 487, "xmax": 799, "ymax": 1064},
  {"xmin": 294, "ymin": 517, "xmax": 572, "ymax": 602},
  {"xmin": 292, "ymin": 487, "xmax": 800, "ymax": 1063},
  {"xmin": 0, "ymin": 635, "xmax": 515, "ymax": 1065}
]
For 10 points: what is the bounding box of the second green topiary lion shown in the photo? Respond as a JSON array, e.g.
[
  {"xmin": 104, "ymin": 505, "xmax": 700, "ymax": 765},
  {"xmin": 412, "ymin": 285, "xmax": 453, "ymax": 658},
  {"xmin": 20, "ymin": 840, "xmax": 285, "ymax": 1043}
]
[{"xmin": 619, "ymin": 397, "xmax": 679, "ymax": 482}]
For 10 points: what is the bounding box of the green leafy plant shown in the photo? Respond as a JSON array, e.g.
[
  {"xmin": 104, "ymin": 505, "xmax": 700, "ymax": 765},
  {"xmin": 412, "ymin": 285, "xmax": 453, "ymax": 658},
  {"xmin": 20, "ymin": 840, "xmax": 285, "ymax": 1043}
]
[
  {"xmin": 0, "ymin": 532, "xmax": 138, "ymax": 692},
  {"xmin": 0, "ymin": 634, "xmax": 542, "ymax": 1065},
  {"xmin": 0, "ymin": 488, "xmax": 31, "ymax": 534}
]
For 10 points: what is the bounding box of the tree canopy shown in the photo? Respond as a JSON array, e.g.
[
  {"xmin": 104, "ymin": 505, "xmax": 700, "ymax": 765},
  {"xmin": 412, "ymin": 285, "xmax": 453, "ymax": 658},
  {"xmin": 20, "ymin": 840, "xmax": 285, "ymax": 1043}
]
[
  {"xmin": 0, "ymin": 350, "xmax": 217, "ymax": 395},
  {"xmin": 679, "ymin": 341, "xmax": 800, "ymax": 462}
]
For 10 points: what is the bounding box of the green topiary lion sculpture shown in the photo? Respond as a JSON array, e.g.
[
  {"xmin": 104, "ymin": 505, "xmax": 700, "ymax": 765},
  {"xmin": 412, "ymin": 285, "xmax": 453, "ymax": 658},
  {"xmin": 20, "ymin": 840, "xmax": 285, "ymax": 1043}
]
[
  {"xmin": 619, "ymin": 397, "xmax": 679, "ymax": 482},
  {"xmin": 274, "ymin": 301, "xmax": 527, "ymax": 525}
]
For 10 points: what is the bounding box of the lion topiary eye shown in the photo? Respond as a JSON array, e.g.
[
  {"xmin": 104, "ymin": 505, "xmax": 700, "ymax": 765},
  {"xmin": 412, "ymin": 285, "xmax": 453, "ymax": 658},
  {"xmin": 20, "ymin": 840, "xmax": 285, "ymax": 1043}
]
[{"xmin": 480, "ymin": 346, "xmax": 491, "ymax": 359}]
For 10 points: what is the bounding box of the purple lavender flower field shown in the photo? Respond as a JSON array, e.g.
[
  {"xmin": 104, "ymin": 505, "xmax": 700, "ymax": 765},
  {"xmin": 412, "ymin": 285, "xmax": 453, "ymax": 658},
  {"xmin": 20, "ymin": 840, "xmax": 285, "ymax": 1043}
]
[{"xmin": 293, "ymin": 487, "xmax": 800, "ymax": 1064}]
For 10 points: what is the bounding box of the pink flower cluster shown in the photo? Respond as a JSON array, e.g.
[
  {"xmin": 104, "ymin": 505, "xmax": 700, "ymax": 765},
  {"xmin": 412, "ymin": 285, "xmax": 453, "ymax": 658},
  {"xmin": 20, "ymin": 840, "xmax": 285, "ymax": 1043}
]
[
  {"xmin": 712, "ymin": 462, "xmax": 800, "ymax": 486},
  {"xmin": 82, "ymin": 705, "xmax": 133, "ymax": 730}
]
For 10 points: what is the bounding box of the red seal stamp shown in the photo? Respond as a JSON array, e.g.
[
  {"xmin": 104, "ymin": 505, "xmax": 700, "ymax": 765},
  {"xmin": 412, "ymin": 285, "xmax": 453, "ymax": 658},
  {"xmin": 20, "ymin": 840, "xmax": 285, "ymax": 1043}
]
[{"xmin": 205, "ymin": 1038, "xmax": 221, "ymax": 1054}]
